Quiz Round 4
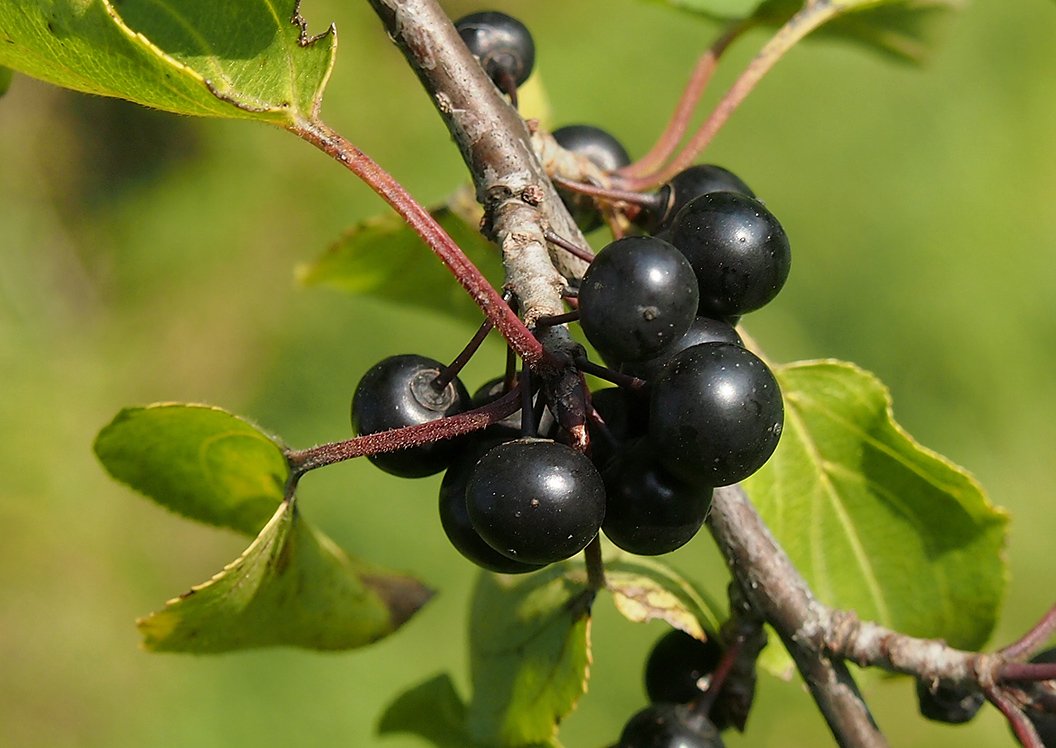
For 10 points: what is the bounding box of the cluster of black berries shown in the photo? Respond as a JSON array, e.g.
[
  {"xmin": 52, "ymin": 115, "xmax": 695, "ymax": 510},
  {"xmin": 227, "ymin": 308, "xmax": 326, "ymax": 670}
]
[{"xmin": 615, "ymin": 629, "xmax": 736, "ymax": 747}]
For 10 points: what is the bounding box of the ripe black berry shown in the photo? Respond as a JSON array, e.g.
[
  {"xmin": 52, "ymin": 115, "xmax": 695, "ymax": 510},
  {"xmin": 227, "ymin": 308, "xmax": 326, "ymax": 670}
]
[
  {"xmin": 649, "ymin": 343, "xmax": 783, "ymax": 486},
  {"xmin": 579, "ymin": 236, "xmax": 699, "ymax": 364},
  {"xmin": 915, "ymin": 679, "xmax": 984, "ymax": 724},
  {"xmin": 617, "ymin": 703, "xmax": 724, "ymax": 748},
  {"xmin": 455, "ymin": 11, "xmax": 535, "ymax": 87},
  {"xmin": 465, "ymin": 438, "xmax": 605, "ymax": 565},
  {"xmin": 553, "ymin": 124, "xmax": 632, "ymax": 231},
  {"xmin": 668, "ymin": 191, "xmax": 791, "ymax": 318},
  {"xmin": 351, "ymin": 354, "xmax": 471, "ymax": 478},
  {"xmin": 620, "ymin": 316, "xmax": 743, "ymax": 382},
  {"xmin": 587, "ymin": 386, "xmax": 649, "ymax": 469},
  {"xmin": 646, "ymin": 164, "xmax": 755, "ymax": 234},
  {"xmin": 602, "ymin": 440, "xmax": 712, "ymax": 556},
  {"xmin": 439, "ymin": 437, "xmax": 545, "ymax": 575},
  {"xmin": 645, "ymin": 630, "xmax": 731, "ymax": 731}
]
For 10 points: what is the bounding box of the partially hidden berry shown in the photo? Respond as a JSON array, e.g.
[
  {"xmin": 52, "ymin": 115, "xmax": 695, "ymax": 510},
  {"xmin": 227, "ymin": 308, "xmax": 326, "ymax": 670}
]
[
  {"xmin": 645, "ymin": 164, "xmax": 755, "ymax": 234},
  {"xmin": 553, "ymin": 124, "xmax": 632, "ymax": 231},
  {"xmin": 455, "ymin": 11, "xmax": 535, "ymax": 87},
  {"xmin": 602, "ymin": 439, "xmax": 712, "ymax": 556},
  {"xmin": 617, "ymin": 703, "xmax": 724, "ymax": 748},
  {"xmin": 646, "ymin": 630, "xmax": 731, "ymax": 731},
  {"xmin": 915, "ymin": 679, "xmax": 984, "ymax": 725},
  {"xmin": 620, "ymin": 316, "xmax": 743, "ymax": 382}
]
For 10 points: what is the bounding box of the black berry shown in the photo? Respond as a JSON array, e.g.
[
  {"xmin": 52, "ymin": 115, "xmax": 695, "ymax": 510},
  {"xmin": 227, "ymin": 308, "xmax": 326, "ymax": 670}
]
[
  {"xmin": 579, "ymin": 236, "xmax": 699, "ymax": 363},
  {"xmin": 649, "ymin": 343, "xmax": 783, "ymax": 486},
  {"xmin": 602, "ymin": 440, "xmax": 712, "ymax": 556},
  {"xmin": 620, "ymin": 316, "xmax": 743, "ymax": 382},
  {"xmin": 439, "ymin": 436, "xmax": 545, "ymax": 575},
  {"xmin": 617, "ymin": 703, "xmax": 724, "ymax": 748},
  {"xmin": 350, "ymin": 354, "xmax": 471, "ymax": 478},
  {"xmin": 668, "ymin": 191, "xmax": 790, "ymax": 318},
  {"xmin": 915, "ymin": 679, "xmax": 984, "ymax": 724},
  {"xmin": 553, "ymin": 124, "xmax": 632, "ymax": 231},
  {"xmin": 587, "ymin": 386, "xmax": 650, "ymax": 470},
  {"xmin": 645, "ymin": 164, "xmax": 755, "ymax": 234},
  {"xmin": 455, "ymin": 11, "xmax": 535, "ymax": 87},
  {"xmin": 466, "ymin": 438, "xmax": 606, "ymax": 564}
]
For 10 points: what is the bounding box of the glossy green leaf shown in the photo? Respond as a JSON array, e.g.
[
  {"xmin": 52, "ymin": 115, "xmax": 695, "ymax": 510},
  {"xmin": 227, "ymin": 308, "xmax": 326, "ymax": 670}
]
[
  {"xmin": 604, "ymin": 556, "xmax": 725, "ymax": 640},
  {"xmin": 744, "ymin": 360, "xmax": 1008, "ymax": 677},
  {"xmin": 298, "ymin": 194, "xmax": 504, "ymax": 328},
  {"xmin": 95, "ymin": 404, "xmax": 288, "ymax": 535},
  {"xmin": 467, "ymin": 567, "xmax": 591, "ymax": 746},
  {"xmin": 0, "ymin": 66, "xmax": 11, "ymax": 96},
  {"xmin": 0, "ymin": 0, "xmax": 334, "ymax": 123},
  {"xmin": 138, "ymin": 500, "xmax": 433, "ymax": 652},
  {"xmin": 650, "ymin": 0, "xmax": 960, "ymax": 64}
]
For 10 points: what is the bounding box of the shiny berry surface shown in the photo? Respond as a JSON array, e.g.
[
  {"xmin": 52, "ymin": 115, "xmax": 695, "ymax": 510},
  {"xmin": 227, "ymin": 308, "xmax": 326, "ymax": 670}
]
[
  {"xmin": 649, "ymin": 343, "xmax": 783, "ymax": 486},
  {"xmin": 579, "ymin": 236, "xmax": 699, "ymax": 363},
  {"xmin": 553, "ymin": 124, "xmax": 631, "ymax": 231},
  {"xmin": 455, "ymin": 11, "xmax": 535, "ymax": 86},
  {"xmin": 668, "ymin": 191, "xmax": 790, "ymax": 317},
  {"xmin": 466, "ymin": 438, "xmax": 606, "ymax": 564},
  {"xmin": 618, "ymin": 703, "xmax": 724, "ymax": 748},
  {"xmin": 645, "ymin": 631, "xmax": 725, "ymax": 718},
  {"xmin": 649, "ymin": 164, "xmax": 755, "ymax": 234},
  {"xmin": 351, "ymin": 354, "xmax": 470, "ymax": 478},
  {"xmin": 621, "ymin": 316, "xmax": 743, "ymax": 382},
  {"xmin": 602, "ymin": 440, "xmax": 712, "ymax": 556},
  {"xmin": 439, "ymin": 437, "xmax": 545, "ymax": 575}
]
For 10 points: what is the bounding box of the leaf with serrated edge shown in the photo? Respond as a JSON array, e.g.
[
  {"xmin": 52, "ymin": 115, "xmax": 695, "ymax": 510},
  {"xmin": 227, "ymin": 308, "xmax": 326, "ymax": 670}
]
[
  {"xmin": 467, "ymin": 566, "xmax": 591, "ymax": 747},
  {"xmin": 649, "ymin": 0, "xmax": 961, "ymax": 64},
  {"xmin": 604, "ymin": 556, "xmax": 725, "ymax": 641},
  {"xmin": 138, "ymin": 500, "xmax": 432, "ymax": 652},
  {"xmin": 744, "ymin": 360, "xmax": 1008, "ymax": 677},
  {"xmin": 95, "ymin": 404, "xmax": 288, "ymax": 536},
  {"xmin": 0, "ymin": 0, "xmax": 334, "ymax": 123},
  {"xmin": 299, "ymin": 194, "xmax": 503, "ymax": 329}
]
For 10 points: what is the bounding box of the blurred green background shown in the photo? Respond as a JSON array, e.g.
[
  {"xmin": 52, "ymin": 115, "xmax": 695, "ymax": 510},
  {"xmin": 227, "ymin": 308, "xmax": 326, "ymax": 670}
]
[{"xmin": 1, "ymin": 0, "xmax": 1054, "ymax": 746}]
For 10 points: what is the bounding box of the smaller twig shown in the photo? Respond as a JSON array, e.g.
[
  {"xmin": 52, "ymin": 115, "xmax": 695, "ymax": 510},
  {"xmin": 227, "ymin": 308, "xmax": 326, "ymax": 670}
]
[
  {"xmin": 286, "ymin": 389, "xmax": 521, "ymax": 474},
  {"xmin": 584, "ymin": 536, "xmax": 605, "ymax": 591},
  {"xmin": 575, "ymin": 355, "xmax": 647, "ymax": 391},
  {"xmin": 534, "ymin": 311, "xmax": 580, "ymax": 328},
  {"xmin": 543, "ymin": 228, "xmax": 596, "ymax": 264},
  {"xmin": 434, "ymin": 316, "xmax": 495, "ymax": 389},
  {"xmin": 987, "ymin": 685, "xmax": 1045, "ymax": 748},
  {"xmin": 1000, "ymin": 662, "xmax": 1056, "ymax": 683},
  {"xmin": 622, "ymin": 3, "xmax": 843, "ymax": 190},
  {"xmin": 621, "ymin": 20, "xmax": 749, "ymax": 178},
  {"xmin": 1002, "ymin": 603, "xmax": 1056, "ymax": 661},
  {"xmin": 551, "ymin": 176, "xmax": 660, "ymax": 209}
]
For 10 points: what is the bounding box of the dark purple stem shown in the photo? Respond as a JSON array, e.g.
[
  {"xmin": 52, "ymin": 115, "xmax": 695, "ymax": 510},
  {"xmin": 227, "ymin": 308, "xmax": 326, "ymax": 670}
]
[
  {"xmin": 290, "ymin": 118, "xmax": 548, "ymax": 368},
  {"xmin": 1002, "ymin": 603, "xmax": 1056, "ymax": 661},
  {"xmin": 286, "ymin": 389, "xmax": 521, "ymax": 474}
]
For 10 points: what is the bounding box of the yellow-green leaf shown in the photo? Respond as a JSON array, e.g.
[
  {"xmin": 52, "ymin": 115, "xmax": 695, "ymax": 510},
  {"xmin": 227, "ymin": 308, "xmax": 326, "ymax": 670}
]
[
  {"xmin": 604, "ymin": 556, "xmax": 724, "ymax": 641},
  {"xmin": 0, "ymin": 0, "xmax": 334, "ymax": 123},
  {"xmin": 744, "ymin": 360, "xmax": 1008, "ymax": 676},
  {"xmin": 138, "ymin": 501, "xmax": 432, "ymax": 652},
  {"xmin": 94, "ymin": 404, "xmax": 288, "ymax": 536},
  {"xmin": 467, "ymin": 567, "xmax": 591, "ymax": 746}
]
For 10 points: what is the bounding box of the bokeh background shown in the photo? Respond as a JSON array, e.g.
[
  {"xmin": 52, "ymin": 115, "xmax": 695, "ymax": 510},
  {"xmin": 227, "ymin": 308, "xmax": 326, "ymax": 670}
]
[{"xmin": 2, "ymin": 0, "xmax": 1054, "ymax": 746}]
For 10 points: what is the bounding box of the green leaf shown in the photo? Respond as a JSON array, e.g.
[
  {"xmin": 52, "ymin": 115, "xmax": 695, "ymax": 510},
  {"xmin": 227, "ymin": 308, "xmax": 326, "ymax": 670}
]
[
  {"xmin": 298, "ymin": 193, "xmax": 505, "ymax": 329},
  {"xmin": 0, "ymin": 0, "xmax": 334, "ymax": 123},
  {"xmin": 138, "ymin": 500, "xmax": 433, "ymax": 652},
  {"xmin": 604, "ymin": 555, "xmax": 725, "ymax": 640},
  {"xmin": 378, "ymin": 673, "xmax": 470, "ymax": 748},
  {"xmin": 94, "ymin": 403, "xmax": 289, "ymax": 536},
  {"xmin": 0, "ymin": 66, "xmax": 12, "ymax": 96},
  {"xmin": 650, "ymin": 0, "xmax": 961, "ymax": 64},
  {"xmin": 744, "ymin": 360, "xmax": 1008, "ymax": 677},
  {"xmin": 466, "ymin": 567, "xmax": 591, "ymax": 747}
]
